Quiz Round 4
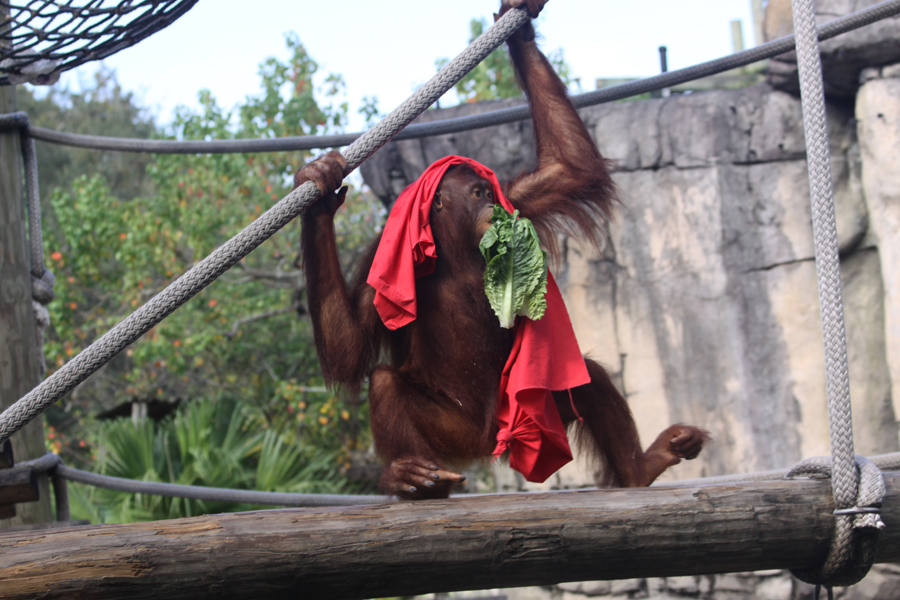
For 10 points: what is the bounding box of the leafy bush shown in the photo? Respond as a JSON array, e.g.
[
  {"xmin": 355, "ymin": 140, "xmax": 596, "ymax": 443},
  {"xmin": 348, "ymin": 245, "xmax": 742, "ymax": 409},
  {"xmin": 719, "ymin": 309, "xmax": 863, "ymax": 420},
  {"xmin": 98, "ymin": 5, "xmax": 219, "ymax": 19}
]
[{"xmin": 70, "ymin": 398, "xmax": 349, "ymax": 523}]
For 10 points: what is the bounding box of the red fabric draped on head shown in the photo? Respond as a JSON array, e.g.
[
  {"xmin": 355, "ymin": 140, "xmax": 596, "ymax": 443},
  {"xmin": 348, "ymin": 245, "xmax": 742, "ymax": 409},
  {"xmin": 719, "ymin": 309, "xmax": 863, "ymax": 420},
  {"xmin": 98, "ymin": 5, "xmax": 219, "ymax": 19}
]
[{"xmin": 367, "ymin": 155, "xmax": 590, "ymax": 483}]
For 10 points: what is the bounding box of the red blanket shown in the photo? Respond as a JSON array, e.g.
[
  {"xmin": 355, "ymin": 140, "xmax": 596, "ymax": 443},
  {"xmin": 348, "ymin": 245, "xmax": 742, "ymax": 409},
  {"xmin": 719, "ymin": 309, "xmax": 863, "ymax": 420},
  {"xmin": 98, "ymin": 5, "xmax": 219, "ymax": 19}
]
[{"xmin": 367, "ymin": 156, "xmax": 589, "ymax": 482}]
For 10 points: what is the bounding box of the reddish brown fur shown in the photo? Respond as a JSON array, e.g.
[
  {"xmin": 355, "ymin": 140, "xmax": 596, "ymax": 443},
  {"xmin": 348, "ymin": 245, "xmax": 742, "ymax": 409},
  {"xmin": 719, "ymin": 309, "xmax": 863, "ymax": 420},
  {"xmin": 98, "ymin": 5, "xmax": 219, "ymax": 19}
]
[{"xmin": 297, "ymin": 1, "xmax": 708, "ymax": 499}]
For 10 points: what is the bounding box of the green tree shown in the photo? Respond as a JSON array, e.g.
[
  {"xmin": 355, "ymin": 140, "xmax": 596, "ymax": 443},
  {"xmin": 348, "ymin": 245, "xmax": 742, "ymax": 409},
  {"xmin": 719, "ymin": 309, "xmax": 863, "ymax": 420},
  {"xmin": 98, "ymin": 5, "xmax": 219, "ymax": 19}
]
[
  {"xmin": 436, "ymin": 18, "xmax": 580, "ymax": 104},
  {"xmin": 17, "ymin": 67, "xmax": 156, "ymax": 204}
]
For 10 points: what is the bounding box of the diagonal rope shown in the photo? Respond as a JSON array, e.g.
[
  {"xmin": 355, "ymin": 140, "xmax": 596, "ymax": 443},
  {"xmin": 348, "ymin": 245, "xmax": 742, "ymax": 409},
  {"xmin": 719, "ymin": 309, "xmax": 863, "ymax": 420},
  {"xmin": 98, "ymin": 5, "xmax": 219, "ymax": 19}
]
[
  {"xmin": 788, "ymin": 0, "xmax": 884, "ymax": 588},
  {"xmin": 1, "ymin": 0, "xmax": 896, "ymax": 154},
  {"xmin": 0, "ymin": 6, "xmax": 532, "ymax": 448}
]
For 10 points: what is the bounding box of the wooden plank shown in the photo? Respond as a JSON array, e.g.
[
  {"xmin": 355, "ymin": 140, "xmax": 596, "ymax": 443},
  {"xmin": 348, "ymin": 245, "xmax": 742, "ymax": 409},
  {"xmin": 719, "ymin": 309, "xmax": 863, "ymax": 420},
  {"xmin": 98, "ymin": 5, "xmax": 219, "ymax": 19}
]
[
  {"xmin": 0, "ymin": 31, "xmax": 52, "ymax": 529},
  {"xmin": 1, "ymin": 474, "xmax": 899, "ymax": 599},
  {"xmin": 0, "ymin": 468, "xmax": 38, "ymax": 505}
]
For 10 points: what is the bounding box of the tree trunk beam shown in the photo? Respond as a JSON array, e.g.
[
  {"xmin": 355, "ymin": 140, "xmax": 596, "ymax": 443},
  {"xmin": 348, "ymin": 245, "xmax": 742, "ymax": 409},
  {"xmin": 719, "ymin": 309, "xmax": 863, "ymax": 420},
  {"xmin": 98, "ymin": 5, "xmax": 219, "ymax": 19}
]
[{"xmin": 1, "ymin": 475, "xmax": 900, "ymax": 599}]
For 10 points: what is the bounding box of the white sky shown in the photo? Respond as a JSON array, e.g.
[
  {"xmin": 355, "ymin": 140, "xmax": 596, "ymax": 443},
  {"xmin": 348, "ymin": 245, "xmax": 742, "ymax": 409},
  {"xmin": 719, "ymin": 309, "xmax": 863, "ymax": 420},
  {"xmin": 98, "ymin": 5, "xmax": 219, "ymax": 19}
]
[{"xmin": 50, "ymin": 0, "xmax": 760, "ymax": 131}]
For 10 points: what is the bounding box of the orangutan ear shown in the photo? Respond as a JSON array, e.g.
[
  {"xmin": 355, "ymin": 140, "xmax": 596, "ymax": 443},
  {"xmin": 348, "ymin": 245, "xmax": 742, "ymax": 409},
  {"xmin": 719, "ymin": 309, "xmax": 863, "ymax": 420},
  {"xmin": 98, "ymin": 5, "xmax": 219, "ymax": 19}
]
[{"xmin": 433, "ymin": 192, "xmax": 443, "ymax": 211}]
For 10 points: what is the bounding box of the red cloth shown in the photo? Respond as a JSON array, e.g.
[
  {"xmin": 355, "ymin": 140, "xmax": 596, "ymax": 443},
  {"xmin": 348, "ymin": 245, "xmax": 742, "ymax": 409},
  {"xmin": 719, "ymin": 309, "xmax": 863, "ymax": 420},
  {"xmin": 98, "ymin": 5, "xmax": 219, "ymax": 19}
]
[{"xmin": 367, "ymin": 155, "xmax": 590, "ymax": 483}]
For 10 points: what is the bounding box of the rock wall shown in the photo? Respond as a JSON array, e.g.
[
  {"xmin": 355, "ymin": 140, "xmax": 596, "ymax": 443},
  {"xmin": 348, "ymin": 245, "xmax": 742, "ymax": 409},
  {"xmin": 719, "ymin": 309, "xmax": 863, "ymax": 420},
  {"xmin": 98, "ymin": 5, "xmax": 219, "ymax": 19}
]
[
  {"xmin": 361, "ymin": 79, "xmax": 900, "ymax": 482},
  {"xmin": 359, "ymin": 71, "xmax": 900, "ymax": 600},
  {"xmin": 764, "ymin": 0, "xmax": 900, "ymax": 97},
  {"xmin": 358, "ymin": 14, "xmax": 900, "ymax": 599},
  {"xmin": 857, "ymin": 64, "xmax": 900, "ymax": 437}
]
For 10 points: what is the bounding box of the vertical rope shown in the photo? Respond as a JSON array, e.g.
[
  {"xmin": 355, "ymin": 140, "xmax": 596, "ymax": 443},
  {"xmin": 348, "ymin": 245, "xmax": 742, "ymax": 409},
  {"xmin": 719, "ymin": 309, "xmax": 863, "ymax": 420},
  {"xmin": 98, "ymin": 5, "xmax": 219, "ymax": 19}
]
[
  {"xmin": 788, "ymin": 0, "xmax": 878, "ymax": 588},
  {"xmin": 19, "ymin": 131, "xmax": 43, "ymax": 278},
  {"xmin": 791, "ymin": 0, "xmax": 856, "ymax": 513},
  {"xmin": 51, "ymin": 464, "xmax": 70, "ymax": 521}
]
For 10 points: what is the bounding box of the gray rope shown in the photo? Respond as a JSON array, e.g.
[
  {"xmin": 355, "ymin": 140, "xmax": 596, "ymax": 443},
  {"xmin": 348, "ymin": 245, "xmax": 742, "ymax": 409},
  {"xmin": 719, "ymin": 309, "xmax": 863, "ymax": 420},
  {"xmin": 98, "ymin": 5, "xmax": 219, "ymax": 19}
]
[
  {"xmin": 16, "ymin": 451, "xmax": 69, "ymax": 521},
  {"xmin": 0, "ymin": 7, "xmax": 532, "ymax": 447},
  {"xmin": 19, "ymin": 131, "xmax": 42, "ymax": 278},
  {"xmin": 13, "ymin": 451, "xmax": 386, "ymax": 509},
  {"xmin": 56, "ymin": 464, "xmax": 390, "ymax": 507},
  {"xmin": 17, "ymin": 450, "xmax": 62, "ymax": 473},
  {"xmin": 793, "ymin": 0, "xmax": 856, "ymax": 510},
  {"xmin": 0, "ymin": 0, "xmax": 897, "ymax": 154},
  {"xmin": 50, "ymin": 466, "xmax": 69, "ymax": 521},
  {"xmin": 20, "ymin": 127, "xmax": 55, "ymax": 378},
  {"xmin": 34, "ymin": 449, "xmax": 900, "ymax": 510},
  {"xmin": 788, "ymin": 0, "xmax": 882, "ymax": 588}
]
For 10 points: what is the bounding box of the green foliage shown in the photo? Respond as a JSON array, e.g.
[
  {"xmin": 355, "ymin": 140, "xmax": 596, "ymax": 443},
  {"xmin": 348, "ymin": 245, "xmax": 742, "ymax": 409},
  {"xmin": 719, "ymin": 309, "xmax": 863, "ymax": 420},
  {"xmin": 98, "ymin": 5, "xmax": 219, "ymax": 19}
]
[
  {"xmin": 17, "ymin": 67, "xmax": 156, "ymax": 203},
  {"xmin": 436, "ymin": 18, "xmax": 580, "ymax": 104},
  {"xmin": 238, "ymin": 33, "xmax": 348, "ymax": 140},
  {"xmin": 270, "ymin": 381, "xmax": 370, "ymax": 459},
  {"xmin": 69, "ymin": 399, "xmax": 348, "ymax": 523},
  {"xmin": 358, "ymin": 95, "xmax": 382, "ymax": 127}
]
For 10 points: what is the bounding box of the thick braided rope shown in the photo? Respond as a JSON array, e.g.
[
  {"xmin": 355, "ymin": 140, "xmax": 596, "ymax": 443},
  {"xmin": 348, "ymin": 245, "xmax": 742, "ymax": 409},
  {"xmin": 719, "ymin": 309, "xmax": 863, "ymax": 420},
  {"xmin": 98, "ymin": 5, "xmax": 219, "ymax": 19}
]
[
  {"xmin": 2, "ymin": 0, "xmax": 897, "ymax": 154},
  {"xmin": 0, "ymin": 7, "xmax": 532, "ymax": 448},
  {"xmin": 790, "ymin": 0, "xmax": 880, "ymax": 588}
]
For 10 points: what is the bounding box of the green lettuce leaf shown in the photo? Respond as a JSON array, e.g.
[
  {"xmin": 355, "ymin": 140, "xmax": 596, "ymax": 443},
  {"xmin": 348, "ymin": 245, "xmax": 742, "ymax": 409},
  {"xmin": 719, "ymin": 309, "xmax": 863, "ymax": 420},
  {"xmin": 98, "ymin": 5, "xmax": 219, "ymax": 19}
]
[{"xmin": 478, "ymin": 205, "xmax": 548, "ymax": 328}]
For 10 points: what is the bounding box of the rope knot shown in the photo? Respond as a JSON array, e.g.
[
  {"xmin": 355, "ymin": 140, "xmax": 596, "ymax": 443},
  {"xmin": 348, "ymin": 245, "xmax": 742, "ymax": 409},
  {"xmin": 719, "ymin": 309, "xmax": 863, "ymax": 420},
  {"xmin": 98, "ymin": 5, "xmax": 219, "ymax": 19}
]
[
  {"xmin": 786, "ymin": 455, "xmax": 886, "ymax": 589},
  {"xmin": 32, "ymin": 269, "xmax": 56, "ymax": 305}
]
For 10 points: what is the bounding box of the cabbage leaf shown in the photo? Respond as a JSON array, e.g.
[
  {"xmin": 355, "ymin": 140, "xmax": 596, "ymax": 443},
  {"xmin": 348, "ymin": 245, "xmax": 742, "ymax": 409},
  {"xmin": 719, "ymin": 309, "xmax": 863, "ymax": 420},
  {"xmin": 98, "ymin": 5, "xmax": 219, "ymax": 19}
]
[{"xmin": 478, "ymin": 205, "xmax": 548, "ymax": 328}]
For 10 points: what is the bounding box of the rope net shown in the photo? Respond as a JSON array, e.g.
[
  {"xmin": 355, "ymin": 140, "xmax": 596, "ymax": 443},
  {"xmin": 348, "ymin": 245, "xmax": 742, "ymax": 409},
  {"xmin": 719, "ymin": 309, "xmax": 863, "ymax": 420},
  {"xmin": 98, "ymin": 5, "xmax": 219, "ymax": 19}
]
[{"xmin": 0, "ymin": 0, "xmax": 198, "ymax": 86}]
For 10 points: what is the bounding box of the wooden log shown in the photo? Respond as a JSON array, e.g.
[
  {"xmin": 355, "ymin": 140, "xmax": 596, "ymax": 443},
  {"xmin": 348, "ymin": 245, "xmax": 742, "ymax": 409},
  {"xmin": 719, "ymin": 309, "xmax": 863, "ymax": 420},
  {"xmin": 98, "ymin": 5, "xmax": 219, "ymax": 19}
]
[
  {"xmin": 1, "ymin": 474, "xmax": 900, "ymax": 599},
  {"xmin": 0, "ymin": 468, "xmax": 38, "ymax": 505}
]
